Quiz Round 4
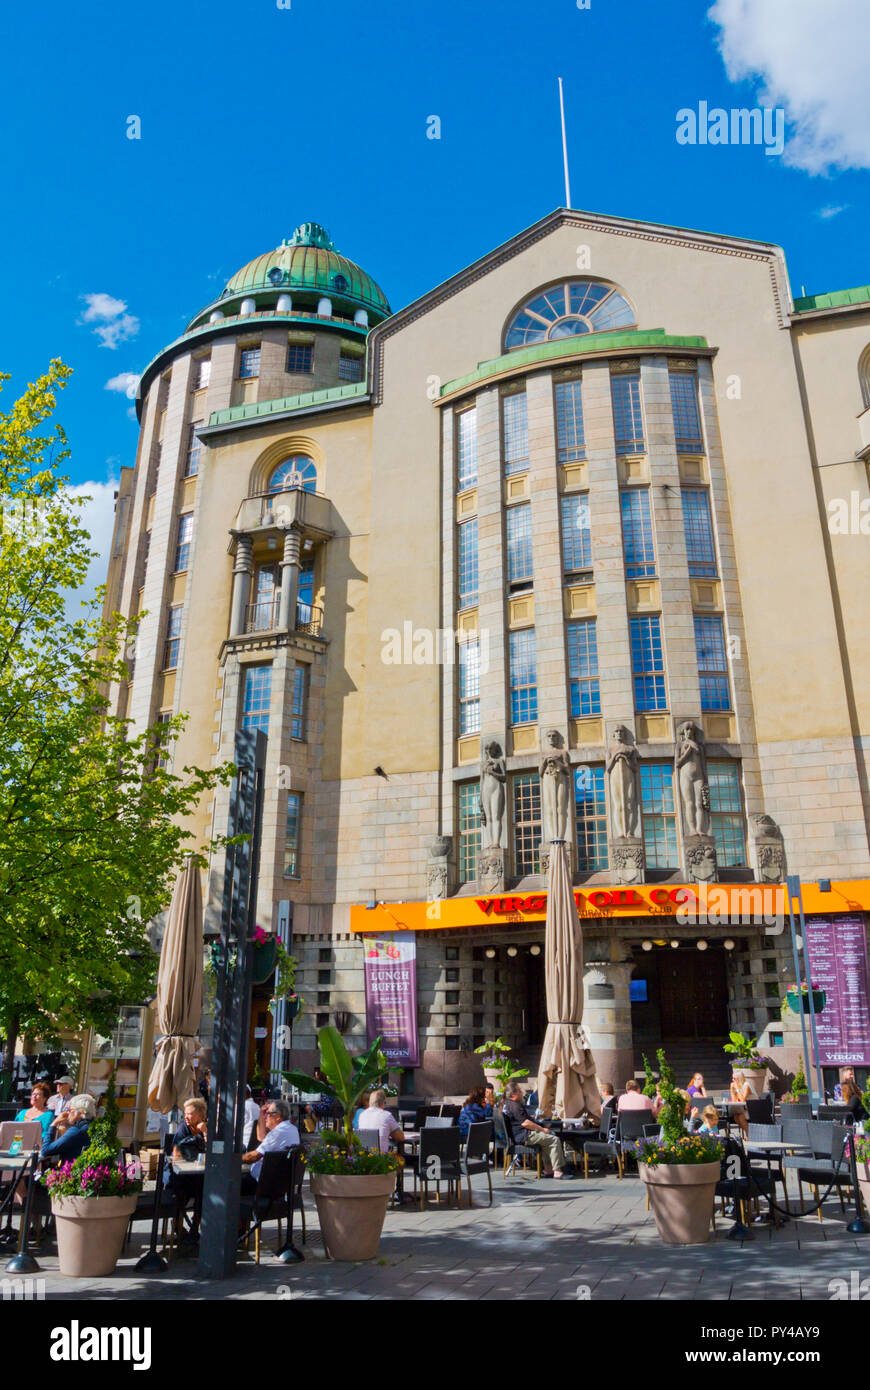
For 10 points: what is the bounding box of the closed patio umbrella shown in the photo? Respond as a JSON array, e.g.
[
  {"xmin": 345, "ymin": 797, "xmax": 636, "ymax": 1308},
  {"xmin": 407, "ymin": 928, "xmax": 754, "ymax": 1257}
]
[
  {"xmin": 536, "ymin": 840, "xmax": 599, "ymax": 1119},
  {"xmin": 147, "ymin": 856, "xmax": 203, "ymax": 1114}
]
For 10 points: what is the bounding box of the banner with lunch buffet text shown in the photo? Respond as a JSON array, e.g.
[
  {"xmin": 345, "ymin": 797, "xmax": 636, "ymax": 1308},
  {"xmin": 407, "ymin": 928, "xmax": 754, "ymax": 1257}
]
[{"xmin": 363, "ymin": 933, "xmax": 420, "ymax": 1068}]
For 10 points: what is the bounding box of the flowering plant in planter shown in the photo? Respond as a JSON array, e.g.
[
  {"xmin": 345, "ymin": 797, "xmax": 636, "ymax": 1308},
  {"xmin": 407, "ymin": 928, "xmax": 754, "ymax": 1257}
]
[
  {"xmin": 635, "ymin": 1133, "xmax": 724, "ymax": 1167},
  {"xmin": 473, "ymin": 1037, "xmax": 529, "ymax": 1088},
  {"xmin": 722, "ymin": 1031, "xmax": 768, "ymax": 1069},
  {"xmin": 43, "ymin": 1158, "xmax": 143, "ymax": 1199},
  {"xmin": 306, "ymin": 1130, "xmax": 401, "ymax": 1177}
]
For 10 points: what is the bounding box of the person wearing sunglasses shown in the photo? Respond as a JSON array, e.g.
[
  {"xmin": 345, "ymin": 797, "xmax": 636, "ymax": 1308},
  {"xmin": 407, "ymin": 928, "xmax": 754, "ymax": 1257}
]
[{"xmin": 240, "ymin": 1099, "xmax": 300, "ymax": 1192}]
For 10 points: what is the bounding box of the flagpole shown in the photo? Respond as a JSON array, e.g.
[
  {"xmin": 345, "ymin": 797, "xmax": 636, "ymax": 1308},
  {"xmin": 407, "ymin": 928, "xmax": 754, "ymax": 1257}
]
[{"xmin": 557, "ymin": 77, "xmax": 571, "ymax": 208}]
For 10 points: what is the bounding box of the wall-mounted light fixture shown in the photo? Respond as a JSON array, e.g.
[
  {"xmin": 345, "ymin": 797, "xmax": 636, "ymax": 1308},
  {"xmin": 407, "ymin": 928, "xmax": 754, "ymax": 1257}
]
[{"xmin": 697, "ymin": 939, "xmax": 708, "ymax": 951}]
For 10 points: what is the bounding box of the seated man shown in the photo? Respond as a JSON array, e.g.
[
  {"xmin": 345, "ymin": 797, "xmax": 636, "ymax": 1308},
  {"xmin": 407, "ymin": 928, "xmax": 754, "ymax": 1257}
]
[
  {"xmin": 358, "ymin": 1090, "xmax": 404, "ymax": 1153},
  {"xmin": 41, "ymin": 1094, "xmax": 96, "ymax": 1160},
  {"xmin": 240, "ymin": 1099, "xmax": 300, "ymax": 1192},
  {"xmin": 502, "ymin": 1081, "xmax": 574, "ymax": 1179},
  {"xmin": 616, "ymin": 1079, "xmax": 654, "ymax": 1113}
]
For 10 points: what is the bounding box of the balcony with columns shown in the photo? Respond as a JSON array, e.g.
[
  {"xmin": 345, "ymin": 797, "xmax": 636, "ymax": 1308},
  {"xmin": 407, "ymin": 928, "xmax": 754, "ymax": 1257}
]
[{"xmin": 226, "ymin": 486, "xmax": 333, "ymax": 648}]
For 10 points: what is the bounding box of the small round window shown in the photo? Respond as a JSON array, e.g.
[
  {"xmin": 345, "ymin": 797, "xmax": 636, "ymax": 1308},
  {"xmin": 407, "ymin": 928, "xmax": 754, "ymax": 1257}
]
[
  {"xmin": 333, "ymin": 273, "xmax": 348, "ymax": 293},
  {"xmin": 267, "ymin": 455, "xmax": 317, "ymax": 494},
  {"xmin": 504, "ymin": 281, "xmax": 635, "ymax": 350}
]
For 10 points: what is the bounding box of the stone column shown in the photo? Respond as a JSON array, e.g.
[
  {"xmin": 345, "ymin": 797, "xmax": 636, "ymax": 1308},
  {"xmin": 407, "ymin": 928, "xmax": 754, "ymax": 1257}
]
[
  {"xmin": 229, "ymin": 533, "xmax": 253, "ymax": 636},
  {"xmin": 278, "ymin": 527, "xmax": 302, "ymax": 630},
  {"xmin": 582, "ymin": 952, "xmax": 635, "ymax": 1090}
]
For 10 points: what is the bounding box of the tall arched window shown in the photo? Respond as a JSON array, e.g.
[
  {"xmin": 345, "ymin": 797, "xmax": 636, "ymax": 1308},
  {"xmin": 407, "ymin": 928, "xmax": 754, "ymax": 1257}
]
[
  {"xmin": 267, "ymin": 455, "xmax": 317, "ymax": 494},
  {"xmin": 859, "ymin": 345, "xmax": 870, "ymax": 410},
  {"xmin": 504, "ymin": 281, "xmax": 635, "ymax": 350}
]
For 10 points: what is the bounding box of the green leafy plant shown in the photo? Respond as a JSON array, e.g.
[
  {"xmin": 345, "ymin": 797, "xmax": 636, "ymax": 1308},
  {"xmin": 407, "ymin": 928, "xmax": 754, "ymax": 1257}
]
[
  {"xmin": 635, "ymin": 1133, "xmax": 724, "ymax": 1167},
  {"xmin": 641, "ymin": 1052, "xmax": 658, "ymax": 1100},
  {"xmin": 789, "ymin": 1060, "xmax": 808, "ymax": 1097},
  {"xmin": 655, "ymin": 1049, "xmax": 688, "ymax": 1148},
  {"xmin": 722, "ymin": 1031, "xmax": 767, "ymax": 1067},
  {"xmin": 473, "ymin": 1036, "xmax": 529, "ymax": 1088},
  {"xmin": 283, "ymin": 1026, "xmax": 398, "ymax": 1175}
]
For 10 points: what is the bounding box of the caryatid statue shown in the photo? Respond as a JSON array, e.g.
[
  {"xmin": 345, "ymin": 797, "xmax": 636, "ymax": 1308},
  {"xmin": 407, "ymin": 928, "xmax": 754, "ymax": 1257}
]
[
  {"xmin": 479, "ymin": 740, "xmax": 507, "ymax": 849},
  {"xmin": 675, "ymin": 720, "xmax": 711, "ymax": 837},
  {"xmin": 539, "ymin": 729, "xmax": 572, "ymax": 842},
  {"xmin": 606, "ymin": 724, "xmax": 640, "ymax": 839}
]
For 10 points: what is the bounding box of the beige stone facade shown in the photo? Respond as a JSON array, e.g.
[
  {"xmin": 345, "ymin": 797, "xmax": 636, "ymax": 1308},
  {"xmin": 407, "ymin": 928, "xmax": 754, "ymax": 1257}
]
[{"xmin": 102, "ymin": 211, "xmax": 870, "ymax": 1097}]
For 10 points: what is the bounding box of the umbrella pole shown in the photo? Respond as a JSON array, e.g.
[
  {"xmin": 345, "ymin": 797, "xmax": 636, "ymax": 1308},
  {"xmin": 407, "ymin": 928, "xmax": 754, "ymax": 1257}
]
[{"xmin": 136, "ymin": 1148, "xmax": 169, "ymax": 1272}]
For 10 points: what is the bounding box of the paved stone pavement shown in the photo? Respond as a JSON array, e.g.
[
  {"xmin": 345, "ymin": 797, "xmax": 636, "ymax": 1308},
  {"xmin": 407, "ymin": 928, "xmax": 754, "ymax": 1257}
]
[{"xmin": 21, "ymin": 1167, "xmax": 870, "ymax": 1301}]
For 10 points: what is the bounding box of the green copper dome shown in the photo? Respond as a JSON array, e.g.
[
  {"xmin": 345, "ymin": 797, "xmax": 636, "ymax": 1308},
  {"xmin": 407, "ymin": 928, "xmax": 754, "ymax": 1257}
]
[{"xmin": 219, "ymin": 222, "xmax": 391, "ymax": 317}]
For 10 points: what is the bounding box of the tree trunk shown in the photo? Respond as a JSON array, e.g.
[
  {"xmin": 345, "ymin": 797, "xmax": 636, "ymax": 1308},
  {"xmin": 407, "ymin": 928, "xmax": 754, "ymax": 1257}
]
[{"xmin": 0, "ymin": 1012, "xmax": 20, "ymax": 1100}]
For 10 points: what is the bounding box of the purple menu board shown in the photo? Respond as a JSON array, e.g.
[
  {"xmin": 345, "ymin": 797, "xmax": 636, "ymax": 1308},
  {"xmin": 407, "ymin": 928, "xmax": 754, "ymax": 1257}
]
[
  {"xmin": 363, "ymin": 933, "xmax": 420, "ymax": 1067},
  {"xmin": 802, "ymin": 915, "xmax": 870, "ymax": 1066}
]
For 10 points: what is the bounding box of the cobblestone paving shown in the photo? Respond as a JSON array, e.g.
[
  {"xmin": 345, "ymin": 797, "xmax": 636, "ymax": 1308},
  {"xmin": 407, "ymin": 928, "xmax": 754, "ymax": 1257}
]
[{"xmin": 26, "ymin": 1167, "xmax": 870, "ymax": 1301}]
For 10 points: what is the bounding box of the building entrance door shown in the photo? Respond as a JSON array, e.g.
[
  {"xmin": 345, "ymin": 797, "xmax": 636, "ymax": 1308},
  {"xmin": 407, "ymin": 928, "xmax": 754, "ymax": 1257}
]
[
  {"xmin": 525, "ymin": 950, "xmax": 547, "ymax": 1045},
  {"xmin": 658, "ymin": 948, "xmax": 728, "ymax": 1040}
]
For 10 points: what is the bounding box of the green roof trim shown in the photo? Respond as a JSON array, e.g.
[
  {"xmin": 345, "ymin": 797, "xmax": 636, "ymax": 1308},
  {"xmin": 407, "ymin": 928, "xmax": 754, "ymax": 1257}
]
[
  {"xmin": 439, "ymin": 330, "xmax": 711, "ymax": 397},
  {"xmin": 208, "ymin": 380, "xmax": 368, "ymax": 429},
  {"xmin": 793, "ymin": 285, "xmax": 870, "ymax": 314}
]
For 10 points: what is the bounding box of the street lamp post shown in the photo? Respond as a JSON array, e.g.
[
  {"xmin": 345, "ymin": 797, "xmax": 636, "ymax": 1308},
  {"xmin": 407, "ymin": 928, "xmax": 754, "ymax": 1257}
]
[{"xmin": 198, "ymin": 729, "xmax": 266, "ymax": 1279}]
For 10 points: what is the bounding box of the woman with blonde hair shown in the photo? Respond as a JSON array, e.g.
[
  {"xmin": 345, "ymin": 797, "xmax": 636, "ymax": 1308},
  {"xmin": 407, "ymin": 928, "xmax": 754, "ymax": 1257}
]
[{"xmin": 728, "ymin": 1070, "xmax": 752, "ymax": 1136}]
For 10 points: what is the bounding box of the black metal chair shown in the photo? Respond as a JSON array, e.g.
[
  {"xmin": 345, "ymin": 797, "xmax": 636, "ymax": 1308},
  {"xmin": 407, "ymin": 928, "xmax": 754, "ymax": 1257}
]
[
  {"xmin": 583, "ymin": 1111, "xmax": 624, "ymax": 1180},
  {"xmin": 618, "ymin": 1109, "xmax": 654, "ymax": 1167},
  {"xmin": 746, "ymin": 1122, "xmax": 788, "ymax": 1208},
  {"xmin": 492, "ymin": 1108, "xmax": 541, "ymax": 1178},
  {"xmin": 818, "ymin": 1105, "xmax": 853, "ymax": 1123},
  {"xmin": 415, "ymin": 1128, "xmax": 462, "ymax": 1209},
  {"xmin": 794, "ymin": 1122, "xmax": 851, "ymax": 1221},
  {"xmin": 716, "ymin": 1136, "xmax": 779, "ymax": 1227},
  {"xmin": 238, "ymin": 1148, "xmax": 299, "ymax": 1263},
  {"xmin": 423, "ymin": 1116, "xmax": 455, "ymax": 1129},
  {"xmin": 358, "ymin": 1130, "xmax": 382, "ymax": 1152},
  {"xmin": 460, "ymin": 1121, "xmax": 493, "ymax": 1207},
  {"xmin": 746, "ymin": 1095, "xmax": 775, "ymax": 1125}
]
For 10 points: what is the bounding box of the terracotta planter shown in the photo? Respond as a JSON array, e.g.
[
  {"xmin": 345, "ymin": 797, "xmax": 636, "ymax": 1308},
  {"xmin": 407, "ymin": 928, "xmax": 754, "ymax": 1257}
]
[
  {"xmin": 482, "ymin": 1067, "xmax": 501, "ymax": 1088},
  {"xmin": 856, "ymin": 1160, "xmax": 870, "ymax": 1221},
  {"xmin": 52, "ymin": 1193, "xmax": 139, "ymax": 1277},
  {"xmin": 639, "ymin": 1161, "xmax": 720, "ymax": 1245},
  {"xmin": 311, "ymin": 1172, "xmax": 396, "ymax": 1261}
]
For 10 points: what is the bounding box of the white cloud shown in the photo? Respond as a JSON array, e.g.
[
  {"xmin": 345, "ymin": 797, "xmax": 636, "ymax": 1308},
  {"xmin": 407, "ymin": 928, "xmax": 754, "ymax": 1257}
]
[
  {"xmin": 79, "ymin": 293, "xmax": 140, "ymax": 349},
  {"xmin": 817, "ymin": 204, "xmax": 849, "ymax": 220},
  {"xmin": 104, "ymin": 371, "xmax": 140, "ymax": 399},
  {"xmin": 708, "ymin": 0, "xmax": 870, "ymax": 173},
  {"xmin": 64, "ymin": 481, "xmax": 119, "ymax": 619}
]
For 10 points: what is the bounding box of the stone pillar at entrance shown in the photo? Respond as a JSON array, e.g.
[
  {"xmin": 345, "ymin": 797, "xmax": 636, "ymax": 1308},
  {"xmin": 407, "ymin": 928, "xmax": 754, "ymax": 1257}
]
[{"xmin": 582, "ymin": 953, "xmax": 635, "ymax": 1092}]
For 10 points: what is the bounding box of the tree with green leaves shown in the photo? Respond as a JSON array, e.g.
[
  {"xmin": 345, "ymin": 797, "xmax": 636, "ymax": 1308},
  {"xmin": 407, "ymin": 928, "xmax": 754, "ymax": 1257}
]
[
  {"xmin": 283, "ymin": 1026, "xmax": 389, "ymax": 1149},
  {"xmin": 0, "ymin": 362, "xmax": 233, "ymax": 1092}
]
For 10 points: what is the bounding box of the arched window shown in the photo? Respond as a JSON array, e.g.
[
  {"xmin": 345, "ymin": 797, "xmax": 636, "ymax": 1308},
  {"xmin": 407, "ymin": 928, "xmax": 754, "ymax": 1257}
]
[
  {"xmin": 859, "ymin": 345, "xmax": 870, "ymax": 410},
  {"xmin": 267, "ymin": 455, "xmax": 317, "ymax": 494},
  {"xmin": 504, "ymin": 281, "xmax": 635, "ymax": 350}
]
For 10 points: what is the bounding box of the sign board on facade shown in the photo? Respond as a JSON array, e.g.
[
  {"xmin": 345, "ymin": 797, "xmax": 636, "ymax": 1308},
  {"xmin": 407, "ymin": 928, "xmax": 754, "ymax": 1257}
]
[
  {"xmin": 803, "ymin": 914, "xmax": 870, "ymax": 1067},
  {"xmin": 362, "ymin": 933, "xmax": 420, "ymax": 1067}
]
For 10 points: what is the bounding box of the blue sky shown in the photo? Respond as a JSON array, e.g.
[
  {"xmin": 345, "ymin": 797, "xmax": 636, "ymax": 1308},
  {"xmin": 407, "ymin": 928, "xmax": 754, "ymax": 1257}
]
[{"xmin": 0, "ymin": 0, "xmax": 867, "ymax": 569}]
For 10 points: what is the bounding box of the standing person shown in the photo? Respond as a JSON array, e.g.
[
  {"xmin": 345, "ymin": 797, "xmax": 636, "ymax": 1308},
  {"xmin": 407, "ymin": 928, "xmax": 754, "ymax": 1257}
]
[
  {"xmin": 358, "ymin": 1090, "xmax": 404, "ymax": 1153},
  {"xmin": 15, "ymin": 1082, "xmax": 54, "ymax": 1143},
  {"xmin": 502, "ymin": 1081, "xmax": 574, "ymax": 1179},
  {"xmin": 617, "ymin": 1079, "xmax": 654, "ymax": 1113},
  {"xmin": 242, "ymin": 1085, "xmax": 260, "ymax": 1148},
  {"xmin": 47, "ymin": 1075, "xmax": 74, "ymax": 1117}
]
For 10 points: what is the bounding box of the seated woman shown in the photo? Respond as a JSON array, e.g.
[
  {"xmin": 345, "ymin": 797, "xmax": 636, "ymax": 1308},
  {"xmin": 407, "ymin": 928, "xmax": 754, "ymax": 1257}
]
[
  {"xmin": 459, "ymin": 1085, "xmax": 493, "ymax": 1140},
  {"xmin": 41, "ymin": 1094, "xmax": 96, "ymax": 1160},
  {"xmin": 841, "ymin": 1079, "xmax": 867, "ymax": 1123},
  {"xmin": 15, "ymin": 1082, "xmax": 54, "ymax": 1144},
  {"xmin": 728, "ymin": 1072, "xmax": 752, "ymax": 1137}
]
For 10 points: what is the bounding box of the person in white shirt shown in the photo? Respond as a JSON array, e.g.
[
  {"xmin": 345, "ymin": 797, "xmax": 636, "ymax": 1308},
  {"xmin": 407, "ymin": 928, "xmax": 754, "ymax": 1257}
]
[
  {"xmin": 242, "ymin": 1085, "xmax": 260, "ymax": 1148},
  {"xmin": 47, "ymin": 1076, "xmax": 74, "ymax": 1116},
  {"xmin": 358, "ymin": 1090, "xmax": 404, "ymax": 1153},
  {"xmin": 241, "ymin": 1099, "xmax": 300, "ymax": 1188}
]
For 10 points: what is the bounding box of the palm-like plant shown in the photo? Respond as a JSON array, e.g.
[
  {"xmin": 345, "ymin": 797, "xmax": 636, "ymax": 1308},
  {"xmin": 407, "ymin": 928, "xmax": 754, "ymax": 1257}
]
[{"xmin": 283, "ymin": 1026, "xmax": 389, "ymax": 1148}]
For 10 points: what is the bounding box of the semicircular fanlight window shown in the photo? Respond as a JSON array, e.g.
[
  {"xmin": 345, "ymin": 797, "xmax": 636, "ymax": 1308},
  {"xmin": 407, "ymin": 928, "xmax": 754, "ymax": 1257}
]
[
  {"xmin": 267, "ymin": 455, "xmax": 318, "ymax": 494},
  {"xmin": 505, "ymin": 281, "xmax": 635, "ymax": 350}
]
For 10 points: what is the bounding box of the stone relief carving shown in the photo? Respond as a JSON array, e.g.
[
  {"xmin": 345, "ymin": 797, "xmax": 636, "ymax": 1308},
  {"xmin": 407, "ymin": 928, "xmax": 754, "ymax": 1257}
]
[
  {"xmin": 612, "ymin": 843, "xmax": 645, "ymax": 885},
  {"xmin": 479, "ymin": 848, "xmax": 505, "ymax": 894},
  {"xmin": 426, "ymin": 835, "xmax": 452, "ymax": 901},
  {"xmin": 539, "ymin": 728, "xmax": 572, "ymax": 843},
  {"xmin": 675, "ymin": 720, "xmax": 711, "ymax": 838},
  {"xmin": 686, "ymin": 840, "xmax": 717, "ymax": 883},
  {"xmin": 750, "ymin": 813, "xmax": 787, "ymax": 883},
  {"xmin": 605, "ymin": 724, "xmax": 641, "ymax": 840},
  {"xmin": 479, "ymin": 740, "xmax": 507, "ymax": 850}
]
